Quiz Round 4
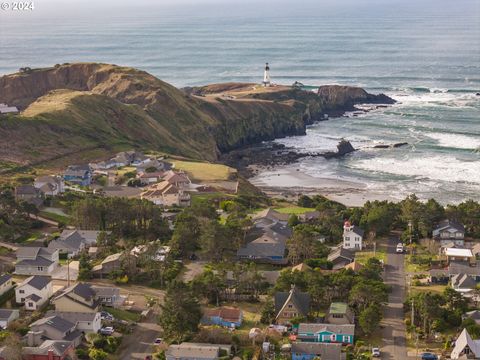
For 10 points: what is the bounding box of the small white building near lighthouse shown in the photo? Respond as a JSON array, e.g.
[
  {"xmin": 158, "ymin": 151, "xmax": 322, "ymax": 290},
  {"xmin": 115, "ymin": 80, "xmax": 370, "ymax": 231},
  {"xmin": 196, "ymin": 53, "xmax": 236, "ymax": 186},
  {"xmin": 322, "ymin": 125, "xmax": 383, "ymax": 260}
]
[
  {"xmin": 263, "ymin": 62, "xmax": 271, "ymax": 87},
  {"xmin": 342, "ymin": 221, "xmax": 364, "ymax": 250}
]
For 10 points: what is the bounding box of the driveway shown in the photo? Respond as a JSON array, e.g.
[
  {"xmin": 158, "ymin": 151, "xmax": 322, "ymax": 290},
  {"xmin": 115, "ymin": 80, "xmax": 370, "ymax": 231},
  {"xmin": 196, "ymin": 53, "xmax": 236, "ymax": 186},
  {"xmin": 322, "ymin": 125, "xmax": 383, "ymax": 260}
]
[
  {"xmin": 182, "ymin": 261, "xmax": 207, "ymax": 282},
  {"xmin": 51, "ymin": 261, "xmax": 79, "ymax": 281},
  {"xmin": 381, "ymin": 235, "xmax": 415, "ymax": 359},
  {"xmin": 117, "ymin": 312, "xmax": 162, "ymax": 360}
]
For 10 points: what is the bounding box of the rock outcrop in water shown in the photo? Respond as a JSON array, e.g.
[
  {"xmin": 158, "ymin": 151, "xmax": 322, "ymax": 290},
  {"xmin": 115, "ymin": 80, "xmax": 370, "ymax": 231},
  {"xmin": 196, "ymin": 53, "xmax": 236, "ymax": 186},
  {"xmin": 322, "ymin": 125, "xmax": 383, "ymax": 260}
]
[
  {"xmin": 323, "ymin": 139, "xmax": 356, "ymax": 159},
  {"xmin": 0, "ymin": 63, "xmax": 395, "ymax": 167}
]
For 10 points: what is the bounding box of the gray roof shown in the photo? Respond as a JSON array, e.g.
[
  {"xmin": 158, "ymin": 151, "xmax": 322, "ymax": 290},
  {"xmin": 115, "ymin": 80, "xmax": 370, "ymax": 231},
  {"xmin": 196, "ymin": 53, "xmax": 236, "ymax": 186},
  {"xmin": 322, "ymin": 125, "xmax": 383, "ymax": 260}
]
[
  {"xmin": 237, "ymin": 235, "xmax": 286, "ymax": 259},
  {"xmin": 23, "ymin": 275, "xmax": 51, "ymax": 290},
  {"xmin": 0, "ymin": 309, "xmax": 19, "ymax": 321},
  {"xmin": 92, "ymin": 286, "xmax": 120, "ymax": 297},
  {"xmin": 434, "ymin": 219, "xmax": 465, "ymax": 237},
  {"xmin": 22, "ymin": 340, "xmax": 73, "ymax": 356},
  {"xmin": 69, "ymin": 283, "xmax": 96, "ymax": 301},
  {"xmin": 16, "ymin": 257, "xmax": 54, "ymax": 268},
  {"xmin": 166, "ymin": 343, "xmax": 225, "ymax": 359},
  {"xmin": 0, "ymin": 274, "xmax": 11, "ymax": 286},
  {"xmin": 48, "ymin": 234, "xmax": 84, "ymax": 252},
  {"xmin": 25, "ymin": 294, "xmax": 42, "ymax": 302},
  {"xmin": 328, "ymin": 247, "xmax": 354, "ymax": 262},
  {"xmin": 452, "ymin": 273, "xmax": 477, "ymax": 289},
  {"xmin": 348, "ymin": 225, "xmax": 364, "ymax": 237},
  {"xmin": 48, "ymin": 311, "xmax": 98, "ymax": 322},
  {"xmin": 31, "ymin": 315, "xmax": 75, "ymax": 333},
  {"xmin": 17, "ymin": 247, "xmax": 41, "ymax": 258},
  {"xmin": 298, "ymin": 323, "xmax": 355, "ymax": 335},
  {"xmin": 275, "ymin": 286, "xmax": 311, "ymax": 317},
  {"xmin": 15, "ymin": 185, "xmax": 38, "ymax": 195},
  {"xmin": 465, "ymin": 310, "xmax": 480, "ymax": 320},
  {"xmin": 291, "ymin": 342, "xmax": 342, "ymax": 359}
]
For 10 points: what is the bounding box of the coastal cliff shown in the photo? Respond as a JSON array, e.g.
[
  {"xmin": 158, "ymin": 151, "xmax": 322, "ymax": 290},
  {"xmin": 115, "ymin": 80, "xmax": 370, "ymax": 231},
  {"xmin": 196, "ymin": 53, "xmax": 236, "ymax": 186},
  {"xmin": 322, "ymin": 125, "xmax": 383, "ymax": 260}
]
[{"xmin": 0, "ymin": 63, "xmax": 394, "ymax": 166}]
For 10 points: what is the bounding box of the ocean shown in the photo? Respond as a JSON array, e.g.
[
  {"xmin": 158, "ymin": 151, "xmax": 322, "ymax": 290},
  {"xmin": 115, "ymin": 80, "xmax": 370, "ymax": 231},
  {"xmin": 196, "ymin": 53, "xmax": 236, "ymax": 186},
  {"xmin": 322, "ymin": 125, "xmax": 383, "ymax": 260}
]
[{"xmin": 1, "ymin": 0, "xmax": 479, "ymax": 204}]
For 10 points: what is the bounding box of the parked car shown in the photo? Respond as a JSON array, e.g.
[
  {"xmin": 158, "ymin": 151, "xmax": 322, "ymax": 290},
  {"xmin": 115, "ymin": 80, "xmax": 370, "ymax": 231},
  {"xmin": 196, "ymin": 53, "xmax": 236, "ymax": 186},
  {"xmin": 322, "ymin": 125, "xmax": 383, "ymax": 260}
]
[
  {"xmin": 101, "ymin": 311, "xmax": 114, "ymax": 321},
  {"xmin": 396, "ymin": 243, "xmax": 404, "ymax": 253},
  {"xmin": 372, "ymin": 348, "xmax": 381, "ymax": 357},
  {"xmin": 421, "ymin": 353, "xmax": 438, "ymax": 360},
  {"xmin": 154, "ymin": 338, "xmax": 163, "ymax": 345},
  {"xmin": 99, "ymin": 326, "xmax": 115, "ymax": 335}
]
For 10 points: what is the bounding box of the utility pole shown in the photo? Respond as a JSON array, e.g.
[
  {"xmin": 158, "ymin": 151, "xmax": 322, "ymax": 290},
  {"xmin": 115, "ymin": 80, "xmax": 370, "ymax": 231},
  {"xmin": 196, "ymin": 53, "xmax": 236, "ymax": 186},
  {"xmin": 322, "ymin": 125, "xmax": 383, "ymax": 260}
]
[
  {"xmin": 408, "ymin": 220, "xmax": 413, "ymax": 245},
  {"xmin": 67, "ymin": 257, "xmax": 70, "ymax": 287}
]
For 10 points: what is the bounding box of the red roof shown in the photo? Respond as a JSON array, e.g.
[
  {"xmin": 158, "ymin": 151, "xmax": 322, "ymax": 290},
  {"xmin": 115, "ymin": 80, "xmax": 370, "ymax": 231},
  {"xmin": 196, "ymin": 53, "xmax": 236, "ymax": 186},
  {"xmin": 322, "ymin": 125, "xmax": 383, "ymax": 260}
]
[{"xmin": 204, "ymin": 307, "xmax": 241, "ymax": 322}]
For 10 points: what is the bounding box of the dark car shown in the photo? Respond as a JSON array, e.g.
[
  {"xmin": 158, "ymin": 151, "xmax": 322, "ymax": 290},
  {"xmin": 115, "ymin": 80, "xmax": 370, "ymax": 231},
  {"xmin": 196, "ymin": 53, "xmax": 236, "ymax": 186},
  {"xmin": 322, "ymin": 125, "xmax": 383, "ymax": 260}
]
[{"xmin": 421, "ymin": 353, "xmax": 438, "ymax": 360}]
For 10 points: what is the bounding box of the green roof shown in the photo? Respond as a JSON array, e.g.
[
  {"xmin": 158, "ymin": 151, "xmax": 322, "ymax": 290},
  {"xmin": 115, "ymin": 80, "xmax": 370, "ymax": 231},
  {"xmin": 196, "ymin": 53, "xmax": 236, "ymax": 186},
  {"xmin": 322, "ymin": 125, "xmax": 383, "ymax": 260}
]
[{"xmin": 329, "ymin": 302, "xmax": 348, "ymax": 314}]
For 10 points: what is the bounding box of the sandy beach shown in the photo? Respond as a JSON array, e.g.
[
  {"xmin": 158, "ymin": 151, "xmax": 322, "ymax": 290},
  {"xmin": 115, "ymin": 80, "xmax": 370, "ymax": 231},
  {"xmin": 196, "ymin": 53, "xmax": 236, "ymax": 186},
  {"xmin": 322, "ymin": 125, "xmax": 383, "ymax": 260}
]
[{"xmin": 249, "ymin": 164, "xmax": 401, "ymax": 207}]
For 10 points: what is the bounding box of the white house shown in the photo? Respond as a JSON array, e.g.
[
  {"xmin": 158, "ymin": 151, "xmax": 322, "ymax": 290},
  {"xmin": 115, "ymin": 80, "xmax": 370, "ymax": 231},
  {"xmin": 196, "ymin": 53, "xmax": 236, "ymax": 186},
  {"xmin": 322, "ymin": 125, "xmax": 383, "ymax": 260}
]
[
  {"xmin": 0, "ymin": 274, "xmax": 13, "ymax": 297},
  {"xmin": 15, "ymin": 247, "xmax": 59, "ymax": 276},
  {"xmin": 0, "ymin": 309, "xmax": 19, "ymax": 329},
  {"xmin": 48, "ymin": 311, "xmax": 102, "ymax": 334},
  {"xmin": 451, "ymin": 328, "xmax": 480, "ymax": 359},
  {"xmin": 34, "ymin": 176, "xmax": 65, "ymax": 196},
  {"xmin": 15, "ymin": 276, "xmax": 52, "ymax": 310},
  {"xmin": 342, "ymin": 221, "xmax": 364, "ymax": 250}
]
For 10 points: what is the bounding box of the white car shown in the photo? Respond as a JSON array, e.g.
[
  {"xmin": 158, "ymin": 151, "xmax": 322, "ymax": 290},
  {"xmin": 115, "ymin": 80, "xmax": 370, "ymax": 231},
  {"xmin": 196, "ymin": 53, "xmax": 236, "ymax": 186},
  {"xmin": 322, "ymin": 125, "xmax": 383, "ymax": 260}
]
[
  {"xmin": 372, "ymin": 347, "xmax": 381, "ymax": 357},
  {"xmin": 396, "ymin": 243, "xmax": 404, "ymax": 253},
  {"xmin": 99, "ymin": 326, "xmax": 114, "ymax": 335}
]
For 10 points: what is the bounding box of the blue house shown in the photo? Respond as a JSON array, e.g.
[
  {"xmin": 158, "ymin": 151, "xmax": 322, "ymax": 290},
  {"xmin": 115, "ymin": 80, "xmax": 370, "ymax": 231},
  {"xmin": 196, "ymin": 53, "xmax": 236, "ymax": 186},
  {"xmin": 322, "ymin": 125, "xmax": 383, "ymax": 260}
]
[
  {"xmin": 201, "ymin": 307, "xmax": 242, "ymax": 328},
  {"xmin": 297, "ymin": 323, "xmax": 355, "ymax": 345},
  {"xmin": 291, "ymin": 342, "xmax": 343, "ymax": 360},
  {"xmin": 63, "ymin": 165, "xmax": 92, "ymax": 186}
]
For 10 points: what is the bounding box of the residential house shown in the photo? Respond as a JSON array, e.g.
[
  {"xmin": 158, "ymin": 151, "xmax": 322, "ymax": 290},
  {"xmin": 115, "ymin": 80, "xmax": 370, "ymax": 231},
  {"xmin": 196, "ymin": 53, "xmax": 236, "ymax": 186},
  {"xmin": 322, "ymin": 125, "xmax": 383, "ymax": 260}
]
[
  {"xmin": 451, "ymin": 328, "xmax": 480, "ymax": 359},
  {"xmin": 445, "ymin": 248, "xmax": 474, "ymax": 264},
  {"xmin": 15, "ymin": 276, "xmax": 52, "ymax": 310},
  {"xmin": 201, "ymin": 307, "xmax": 243, "ymax": 328},
  {"xmin": 343, "ymin": 261, "xmax": 363, "ymax": 272},
  {"xmin": 28, "ymin": 315, "xmax": 82, "ymax": 347},
  {"xmin": 48, "ymin": 230, "xmax": 106, "ymax": 258},
  {"xmin": 0, "ymin": 103, "xmax": 19, "ymax": 114},
  {"xmin": 137, "ymin": 159, "xmax": 172, "ymax": 174},
  {"xmin": 472, "ymin": 243, "xmax": 480, "ymax": 258},
  {"xmin": 464, "ymin": 310, "xmax": 480, "ymax": 326},
  {"xmin": 0, "ymin": 274, "xmax": 13, "ymax": 296},
  {"xmin": 15, "ymin": 247, "xmax": 59, "ymax": 276},
  {"xmin": 92, "ymin": 252, "xmax": 126, "ymax": 277},
  {"xmin": 53, "ymin": 283, "xmax": 100, "ymax": 313},
  {"xmin": 342, "ymin": 221, "xmax": 364, "ymax": 250},
  {"xmin": 137, "ymin": 171, "xmax": 165, "ymax": 185},
  {"xmin": 22, "ymin": 340, "xmax": 75, "ymax": 360},
  {"xmin": 433, "ymin": 220, "xmax": 465, "ymax": 246},
  {"xmin": 90, "ymin": 159, "xmax": 118, "ymax": 170},
  {"xmin": 63, "ymin": 165, "xmax": 92, "ymax": 186},
  {"xmin": 92, "ymin": 286, "xmax": 125, "ymax": 307},
  {"xmin": 325, "ymin": 303, "xmax": 355, "ymax": 325},
  {"xmin": 0, "ymin": 309, "xmax": 19, "ymax": 329},
  {"xmin": 237, "ymin": 232, "xmax": 287, "ymax": 264},
  {"xmin": 47, "ymin": 311, "xmax": 101, "ymax": 334},
  {"xmin": 163, "ymin": 171, "xmax": 191, "ymax": 189},
  {"xmin": 274, "ymin": 286, "xmax": 311, "ymax": 324},
  {"xmin": 252, "ymin": 208, "xmax": 290, "ymax": 224},
  {"xmin": 298, "ymin": 211, "xmax": 321, "ymax": 223},
  {"xmin": 291, "ymin": 342, "xmax": 343, "ymax": 360},
  {"xmin": 292, "ymin": 263, "xmax": 312, "ymax": 272},
  {"xmin": 141, "ymin": 181, "xmax": 191, "ymax": 207},
  {"xmin": 14, "ymin": 185, "xmax": 43, "ymax": 206},
  {"xmin": 58, "ymin": 230, "xmax": 106, "ymax": 246},
  {"xmin": 327, "ymin": 247, "xmax": 354, "ymax": 270},
  {"xmin": 34, "ymin": 176, "xmax": 65, "ymax": 196},
  {"xmin": 297, "ymin": 323, "xmax": 355, "ymax": 345},
  {"xmin": 452, "ymin": 273, "xmax": 477, "ymax": 293},
  {"xmin": 165, "ymin": 343, "xmax": 231, "ymax": 360},
  {"xmin": 130, "ymin": 244, "xmax": 171, "ymax": 262}
]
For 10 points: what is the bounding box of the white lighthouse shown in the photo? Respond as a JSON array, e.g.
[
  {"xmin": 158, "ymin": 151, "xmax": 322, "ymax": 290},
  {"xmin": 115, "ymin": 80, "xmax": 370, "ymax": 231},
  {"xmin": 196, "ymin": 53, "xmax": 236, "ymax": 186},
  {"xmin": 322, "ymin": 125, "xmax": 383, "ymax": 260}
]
[{"xmin": 263, "ymin": 62, "xmax": 271, "ymax": 87}]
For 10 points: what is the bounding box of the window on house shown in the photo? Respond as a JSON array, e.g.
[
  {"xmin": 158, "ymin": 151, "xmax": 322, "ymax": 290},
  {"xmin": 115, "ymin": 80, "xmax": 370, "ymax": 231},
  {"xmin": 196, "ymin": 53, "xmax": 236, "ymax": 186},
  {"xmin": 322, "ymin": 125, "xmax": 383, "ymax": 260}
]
[
  {"xmin": 19, "ymin": 290, "xmax": 25, "ymax": 294},
  {"xmin": 343, "ymin": 335, "xmax": 350, "ymax": 342},
  {"xmin": 28, "ymin": 302, "xmax": 34, "ymax": 307},
  {"xmin": 332, "ymin": 314, "xmax": 343, "ymax": 318},
  {"xmin": 288, "ymin": 304, "xmax": 293, "ymax": 308},
  {"xmin": 21, "ymin": 298, "xmax": 25, "ymax": 302},
  {"xmin": 345, "ymin": 237, "xmax": 350, "ymax": 241},
  {"xmin": 37, "ymin": 266, "xmax": 43, "ymax": 271}
]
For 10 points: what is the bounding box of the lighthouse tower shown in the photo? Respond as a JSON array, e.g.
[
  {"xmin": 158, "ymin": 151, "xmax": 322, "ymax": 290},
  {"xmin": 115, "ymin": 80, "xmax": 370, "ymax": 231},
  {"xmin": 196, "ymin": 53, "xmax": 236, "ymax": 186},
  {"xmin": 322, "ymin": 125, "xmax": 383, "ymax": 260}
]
[{"xmin": 263, "ymin": 62, "xmax": 271, "ymax": 87}]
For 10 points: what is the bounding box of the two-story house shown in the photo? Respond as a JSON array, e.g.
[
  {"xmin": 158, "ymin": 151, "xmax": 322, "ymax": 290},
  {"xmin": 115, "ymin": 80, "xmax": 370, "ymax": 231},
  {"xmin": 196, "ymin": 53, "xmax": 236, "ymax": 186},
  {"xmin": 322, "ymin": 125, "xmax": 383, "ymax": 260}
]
[
  {"xmin": 274, "ymin": 286, "xmax": 311, "ymax": 324},
  {"xmin": 15, "ymin": 276, "xmax": 53, "ymax": 310},
  {"xmin": 14, "ymin": 185, "xmax": 43, "ymax": 206},
  {"xmin": 28, "ymin": 315, "xmax": 82, "ymax": 347},
  {"xmin": 34, "ymin": 176, "xmax": 65, "ymax": 196},
  {"xmin": 63, "ymin": 165, "xmax": 92, "ymax": 186},
  {"xmin": 325, "ymin": 303, "xmax": 355, "ymax": 325},
  {"xmin": 0, "ymin": 309, "xmax": 19, "ymax": 329},
  {"xmin": 433, "ymin": 220, "xmax": 465, "ymax": 246},
  {"xmin": 22, "ymin": 340, "xmax": 75, "ymax": 360},
  {"xmin": 342, "ymin": 221, "xmax": 364, "ymax": 250},
  {"xmin": 15, "ymin": 247, "xmax": 59, "ymax": 276}
]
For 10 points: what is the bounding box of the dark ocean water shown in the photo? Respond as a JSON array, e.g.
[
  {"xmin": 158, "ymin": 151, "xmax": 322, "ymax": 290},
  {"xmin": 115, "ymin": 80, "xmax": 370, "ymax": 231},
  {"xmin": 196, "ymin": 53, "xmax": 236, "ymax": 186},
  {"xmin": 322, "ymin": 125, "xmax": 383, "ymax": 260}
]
[{"xmin": 1, "ymin": 0, "xmax": 479, "ymax": 203}]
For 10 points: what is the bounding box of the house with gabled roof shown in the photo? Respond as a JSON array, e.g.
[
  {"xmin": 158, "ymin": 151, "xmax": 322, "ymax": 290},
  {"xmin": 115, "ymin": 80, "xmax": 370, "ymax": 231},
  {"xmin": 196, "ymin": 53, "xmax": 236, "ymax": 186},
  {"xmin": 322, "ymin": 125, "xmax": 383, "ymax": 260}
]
[
  {"xmin": 46, "ymin": 310, "xmax": 101, "ymax": 334},
  {"xmin": 15, "ymin": 247, "xmax": 59, "ymax": 276},
  {"xmin": 54, "ymin": 283, "xmax": 100, "ymax": 313},
  {"xmin": 325, "ymin": 302, "xmax": 355, "ymax": 325},
  {"xmin": 451, "ymin": 328, "xmax": 480, "ymax": 359},
  {"xmin": 342, "ymin": 221, "xmax": 364, "ymax": 250},
  {"xmin": 201, "ymin": 307, "xmax": 243, "ymax": 328},
  {"xmin": 15, "ymin": 275, "xmax": 52, "ymax": 310},
  {"xmin": 92, "ymin": 252, "xmax": 127, "ymax": 277},
  {"xmin": 434, "ymin": 219, "xmax": 465, "ymax": 246},
  {"xmin": 34, "ymin": 176, "xmax": 65, "ymax": 196},
  {"xmin": 464, "ymin": 310, "xmax": 480, "ymax": 325},
  {"xmin": 452, "ymin": 273, "xmax": 477, "ymax": 293},
  {"xmin": 0, "ymin": 309, "xmax": 19, "ymax": 329},
  {"xmin": 165, "ymin": 343, "xmax": 231, "ymax": 360},
  {"xmin": 141, "ymin": 180, "xmax": 191, "ymax": 207},
  {"xmin": 0, "ymin": 274, "xmax": 13, "ymax": 297},
  {"xmin": 14, "ymin": 185, "xmax": 43, "ymax": 206},
  {"xmin": 163, "ymin": 170, "xmax": 191, "ymax": 189},
  {"xmin": 253, "ymin": 208, "xmax": 290, "ymax": 224},
  {"xmin": 291, "ymin": 342, "xmax": 344, "ymax": 360},
  {"xmin": 28, "ymin": 315, "xmax": 82, "ymax": 347},
  {"xmin": 274, "ymin": 285, "xmax": 311, "ymax": 324},
  {"xmin": 63, "ymin": 165, "xmax": 92, "ymax": 186},
  {"xmin": 22, "ymin": 339, "xmax": 75, "ymax": 360},
  {"xmin": 297, "ymin": 323, "xmax": 355, "ymax": 345},
  {"xmin": 328, "ymin": 247, "xmax": 354, "ymax": 270},
  {"xmin": 48, "ymin": 229, "xmax": 107, "ymax": 257}
]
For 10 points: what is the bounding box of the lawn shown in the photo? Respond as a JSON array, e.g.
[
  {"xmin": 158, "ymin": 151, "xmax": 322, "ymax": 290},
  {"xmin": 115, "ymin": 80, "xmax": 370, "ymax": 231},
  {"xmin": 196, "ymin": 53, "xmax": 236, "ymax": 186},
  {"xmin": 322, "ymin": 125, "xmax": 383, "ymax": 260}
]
[
  {"xmin": 410, "ymin": 284, "xmax": 447, "ymax": 295},
  {"xmin": 171, "ymin": 160, "xmax": 236, "ymax": 182},
  {"xmin": 39, "ymin": 211, "xmax": 70, "ymax": 225},
  {"xmin": 405, "ymin": 254, "xmax": 435, "ymax": 273},
  {"xmin": 355, "ymin": 249, "xmax": 387, "ymax": 265},
  {"xmin": 106, "ymin": 307, "xmax": 142, "ymax": 323},
  {"xmin": 273, "ymin": 206, "xmax": 316, "ymax": 215}
]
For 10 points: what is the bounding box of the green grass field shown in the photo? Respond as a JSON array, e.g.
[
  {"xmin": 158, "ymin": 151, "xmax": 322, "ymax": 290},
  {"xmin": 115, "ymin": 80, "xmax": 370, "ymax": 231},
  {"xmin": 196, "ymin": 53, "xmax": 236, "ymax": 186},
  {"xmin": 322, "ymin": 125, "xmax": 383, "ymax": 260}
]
[
  {"xmin": 355, "ymin": 249, "xmax": 387, "ymax": 265},
  {"xmin": 106, "ymin": 307, "xmax": 142, "ymax": 323},
  {"xmin": 39, "ymin": 211, "xmax": 70, "ymax": 225},
  {"xmin": 273, "ymin": 206, "xmax": 316, "ymax": 214},
  {"xmin": 171, "ymin": 160, "xmax": 236, "ymax": 182}
]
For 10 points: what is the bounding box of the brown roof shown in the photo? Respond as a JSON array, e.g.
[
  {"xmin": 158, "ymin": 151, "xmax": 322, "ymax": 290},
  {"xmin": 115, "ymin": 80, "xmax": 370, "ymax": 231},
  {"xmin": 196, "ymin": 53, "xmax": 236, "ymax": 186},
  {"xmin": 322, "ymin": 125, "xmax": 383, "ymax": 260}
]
[
  {"xmin": 344, "ymin": 261, "xmax": 363, "ymax": 272},
  {"xmin": 203, "ymin": 307, "xmax": 241, "ymax": 322}
]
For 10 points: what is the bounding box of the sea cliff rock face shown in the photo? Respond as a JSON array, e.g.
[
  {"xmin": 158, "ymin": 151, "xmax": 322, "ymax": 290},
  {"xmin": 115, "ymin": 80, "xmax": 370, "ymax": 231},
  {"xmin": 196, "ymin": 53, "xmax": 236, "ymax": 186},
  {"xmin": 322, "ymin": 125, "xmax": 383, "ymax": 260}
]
[{"xmin": 0, "ymin": 63, "xmax": 394, "ymax": 166}]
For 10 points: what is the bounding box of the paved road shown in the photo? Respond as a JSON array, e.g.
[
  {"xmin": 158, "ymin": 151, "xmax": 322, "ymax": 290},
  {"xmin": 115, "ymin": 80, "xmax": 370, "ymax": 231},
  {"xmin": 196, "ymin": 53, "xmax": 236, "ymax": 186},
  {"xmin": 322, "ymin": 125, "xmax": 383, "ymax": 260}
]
[
  {"xmin": 381, "ymin": 235, "xmax": 414, "ymax": 359},
  {"xmin": 118, "ymin": 312, "xmax": 162, "ymax": 360}
]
